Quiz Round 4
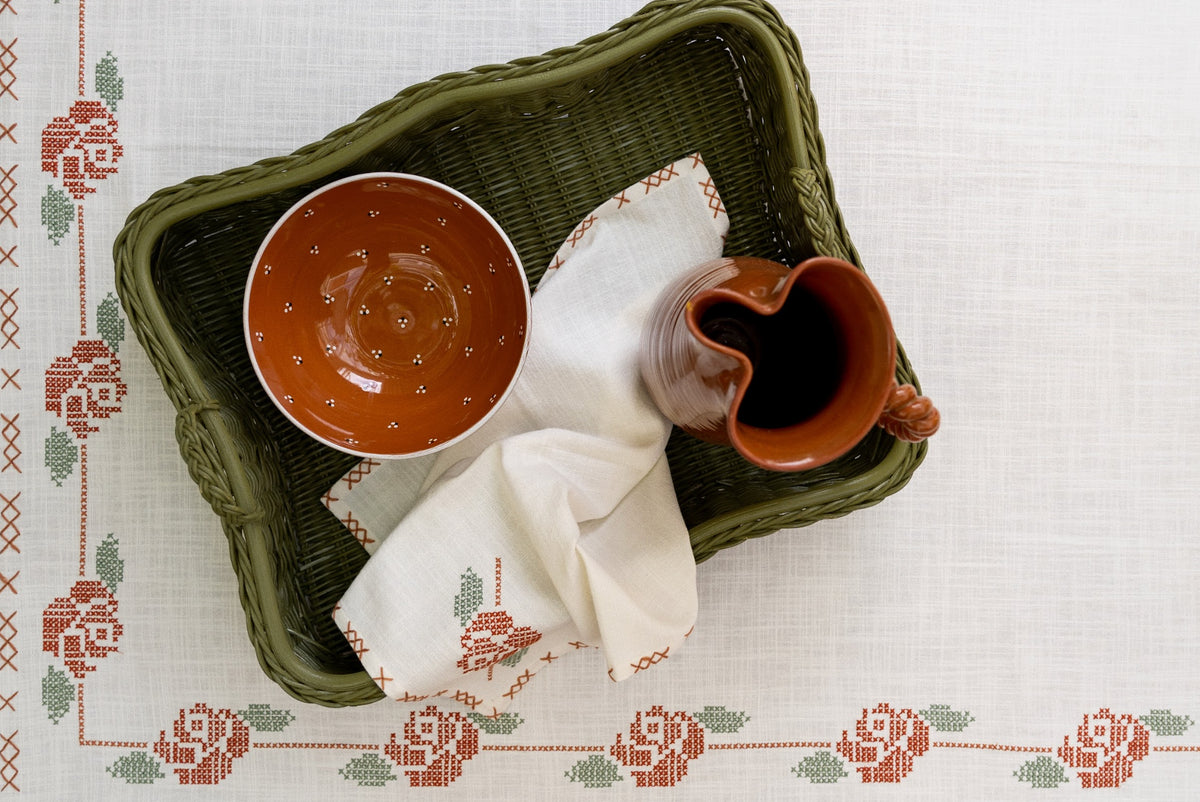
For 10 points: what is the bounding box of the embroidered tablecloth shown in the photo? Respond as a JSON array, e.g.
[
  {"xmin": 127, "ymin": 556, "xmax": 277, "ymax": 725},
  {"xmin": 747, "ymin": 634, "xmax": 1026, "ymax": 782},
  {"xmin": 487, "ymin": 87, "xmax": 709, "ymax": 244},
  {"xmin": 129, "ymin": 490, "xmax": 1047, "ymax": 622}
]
[{"xmin": 7, "ymin": 0, "xmax": 1200, "ymax": 797}]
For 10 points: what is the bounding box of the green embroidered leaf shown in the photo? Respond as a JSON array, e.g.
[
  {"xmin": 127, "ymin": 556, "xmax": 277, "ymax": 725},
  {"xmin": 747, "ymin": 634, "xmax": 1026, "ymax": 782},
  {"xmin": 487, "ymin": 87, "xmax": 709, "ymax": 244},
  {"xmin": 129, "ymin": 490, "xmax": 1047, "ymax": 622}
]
[
  {"xmin": 454, "ymin": 568, "xmax": 484, "ymax": 626},
  {"xmin": 339, "ymin": 753, "xmax": 397, "ymax": 787},
  {"xmin": 41, "ymin": 665, "xmax": 74, "ymax": 724},
  {"xmin": 236, "ymin": 703, "xmax": 296, "ymax": 732},
  {"xmin": 41, "ymin": 185, "xmax": 74, "ymax": 245},
  {"xmin": 96, "ymin": 533, "xmax": 124, "ymax": 593},
  {"xmin": 920, "ymin": 703, "xmax": 975, "ymax": 732},
  {"xmin": 95, "ymin": 52, "xmax": 124, "ymax": 112},
  {"xmin": 97, "ymin": 293, "xmax": 126, "ymax": 354},
  {"xmin": 467, "ymin": 711, "xmax": 525, "ymax": 735},
  {"xmin": 500, "ymin": 647, "xmax": 528, "ymax": 668},
  {"xmin": 106, "ymin": 751, "xmax": 165, "ymax": 785},
  {"xmin": 692, "ymin": 705, "xmax": 750, "ymax": 734},
  {"xmin": 565, "ymin": 755, "xmax": 623, "ymax": 788},
  {"xmin": 1140, "ymin": 709, "xmax": 1194, "ymax": 736},
  {"xmin": 45, "ymin": 426, "xmax": 79, "ymax": 487},
  {"xmin": 792, "ymin": 751, "xmax": 849, "ymax": 784},
  {"xmin": 1014, "ymin": 756, "xmax": 1070, "ymax": 788}
]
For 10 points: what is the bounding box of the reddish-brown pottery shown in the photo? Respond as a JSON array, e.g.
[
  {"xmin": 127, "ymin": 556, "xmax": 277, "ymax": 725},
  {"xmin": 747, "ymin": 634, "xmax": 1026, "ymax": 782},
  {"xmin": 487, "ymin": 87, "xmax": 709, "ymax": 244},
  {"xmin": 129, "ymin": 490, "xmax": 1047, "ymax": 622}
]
[
  {"xmin": 639, "ymin": 256, "xmax": 938, "ymax": 472},
  {"xmin": 244, "ymin": 173, "xmax": 531, "ymax": 459}
]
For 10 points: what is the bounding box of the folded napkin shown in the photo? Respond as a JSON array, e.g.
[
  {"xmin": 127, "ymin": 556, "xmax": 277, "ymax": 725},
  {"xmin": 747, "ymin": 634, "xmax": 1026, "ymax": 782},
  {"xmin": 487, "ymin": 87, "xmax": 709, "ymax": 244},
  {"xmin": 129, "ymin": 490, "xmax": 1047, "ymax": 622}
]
[{"xmin": 326, "ymin": 154, "xmax": 729, "ymax": 715}]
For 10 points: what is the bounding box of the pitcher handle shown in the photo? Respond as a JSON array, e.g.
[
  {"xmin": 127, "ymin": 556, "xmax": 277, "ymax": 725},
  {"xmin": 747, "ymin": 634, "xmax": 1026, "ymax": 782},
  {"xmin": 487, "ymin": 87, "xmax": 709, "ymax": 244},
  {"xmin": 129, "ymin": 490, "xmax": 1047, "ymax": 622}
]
[{"xmin": 878, "ymin": 381, "xmax": 940, "ymax": 443}]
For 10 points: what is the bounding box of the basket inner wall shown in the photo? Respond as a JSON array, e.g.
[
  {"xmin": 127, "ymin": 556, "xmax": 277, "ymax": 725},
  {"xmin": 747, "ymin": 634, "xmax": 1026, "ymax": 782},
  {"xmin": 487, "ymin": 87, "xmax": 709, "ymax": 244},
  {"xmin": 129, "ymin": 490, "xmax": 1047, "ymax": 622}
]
[{"xmin": 151, "ymin": 23, "xmax": 888, "ymax": 676}]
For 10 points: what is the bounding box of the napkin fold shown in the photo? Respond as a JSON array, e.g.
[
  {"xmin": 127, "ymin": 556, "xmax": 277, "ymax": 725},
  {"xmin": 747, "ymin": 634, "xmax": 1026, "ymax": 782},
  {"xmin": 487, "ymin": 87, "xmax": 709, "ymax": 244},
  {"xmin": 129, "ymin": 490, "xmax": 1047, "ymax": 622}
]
[{"xmin": 327, "ymin": 154, "xmax": 729, "ymax": 715}]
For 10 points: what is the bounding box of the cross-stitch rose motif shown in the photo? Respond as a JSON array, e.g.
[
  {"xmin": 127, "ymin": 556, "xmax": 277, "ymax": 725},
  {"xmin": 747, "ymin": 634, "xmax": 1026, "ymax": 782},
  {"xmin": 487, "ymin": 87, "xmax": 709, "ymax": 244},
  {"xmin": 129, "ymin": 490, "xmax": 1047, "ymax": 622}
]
[
  {"xmin": 836, "ymin": 702, "xmax": 931, "ymax": 783},
  {"xmin": 1057, "ymin": 708, "xmax": 1150, "ymax": 788},
  {"xmin": 45, "ymin": 339, "xmax": 128, "ymax": 439},
  {"xmin": 41, "ymin": 99, "xmax": 124, "ymax": 199},
  {"xmin": 457, "ymin": 609, "xmax": 541, "ymax": 679},
  {"xmin": 153, "ymin": 703, "xmax": 251, "ymax": 785},
  {"xmin": 610, "ymin": 706, "xmax": 705, "ymax": 787},
  {"xmin": 385, "ymin": 705, "xmax": 480, "ymax": 787},
  {"xmin": 42, "ymin": 579, "xmax": 124, "ymax": 678}
]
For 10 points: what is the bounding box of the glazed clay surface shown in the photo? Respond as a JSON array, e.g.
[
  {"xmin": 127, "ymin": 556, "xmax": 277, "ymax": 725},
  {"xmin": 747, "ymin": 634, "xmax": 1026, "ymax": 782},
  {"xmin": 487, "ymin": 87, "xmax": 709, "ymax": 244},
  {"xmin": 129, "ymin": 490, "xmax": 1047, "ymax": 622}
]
[
  {"xmin": 245, "ymin": 173, "xmax": 531, "ymax": 458},
  {"xmin": 640, "ymin": 256, "xmax": 905, "ymax": 472}
]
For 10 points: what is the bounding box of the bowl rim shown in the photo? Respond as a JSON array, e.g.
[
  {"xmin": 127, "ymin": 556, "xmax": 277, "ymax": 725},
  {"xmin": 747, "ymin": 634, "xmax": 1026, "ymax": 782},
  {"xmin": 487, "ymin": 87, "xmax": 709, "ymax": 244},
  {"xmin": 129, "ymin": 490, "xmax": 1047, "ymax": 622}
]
[{"xmin": 242, "ymin": 171, "xmax": 532, "ymax": 459}]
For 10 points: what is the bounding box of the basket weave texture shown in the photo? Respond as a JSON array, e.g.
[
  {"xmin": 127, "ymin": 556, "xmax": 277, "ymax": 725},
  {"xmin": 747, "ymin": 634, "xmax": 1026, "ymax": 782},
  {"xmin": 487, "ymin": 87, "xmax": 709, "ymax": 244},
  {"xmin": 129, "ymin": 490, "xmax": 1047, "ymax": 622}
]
[{"xmin": 114, "ymin": 0, "xmax": 928, "ymax": 706}]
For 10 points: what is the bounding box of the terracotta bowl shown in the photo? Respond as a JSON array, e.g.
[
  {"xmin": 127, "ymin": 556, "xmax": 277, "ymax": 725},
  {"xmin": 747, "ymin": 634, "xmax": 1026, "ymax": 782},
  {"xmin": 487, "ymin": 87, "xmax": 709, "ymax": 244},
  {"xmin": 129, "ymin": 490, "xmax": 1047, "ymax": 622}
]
[{"xmin": 244, "ymin": 173, "xmax": 531, "ymax": 458}]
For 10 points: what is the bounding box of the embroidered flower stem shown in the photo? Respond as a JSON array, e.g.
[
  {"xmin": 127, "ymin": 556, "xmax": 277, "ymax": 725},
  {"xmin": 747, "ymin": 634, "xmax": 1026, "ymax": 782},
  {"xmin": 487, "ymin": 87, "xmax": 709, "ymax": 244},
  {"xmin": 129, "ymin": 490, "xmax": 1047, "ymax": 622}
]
[
  {"xmin": 77, "ymin": 202, "xmax": 86, "ymax": 335},
  {"xmin": 77, "ymin": 440, "xmax": 87, "ymax": 576},
  {"xmin": 78, "ymin": 678, "xmax": 146, "ymax": 749},
  {"xmin": 77, "ymin": 0, "xmax": 87, "ymax": 97}
]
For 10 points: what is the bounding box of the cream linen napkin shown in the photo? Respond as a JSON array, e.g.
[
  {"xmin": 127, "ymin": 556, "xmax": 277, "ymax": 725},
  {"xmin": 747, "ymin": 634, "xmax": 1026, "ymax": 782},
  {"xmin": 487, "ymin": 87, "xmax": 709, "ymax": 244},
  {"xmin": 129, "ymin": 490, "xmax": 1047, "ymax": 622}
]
[{"xmin": 327, "ymin": 154, "xmax": 729, "ymax": 715}]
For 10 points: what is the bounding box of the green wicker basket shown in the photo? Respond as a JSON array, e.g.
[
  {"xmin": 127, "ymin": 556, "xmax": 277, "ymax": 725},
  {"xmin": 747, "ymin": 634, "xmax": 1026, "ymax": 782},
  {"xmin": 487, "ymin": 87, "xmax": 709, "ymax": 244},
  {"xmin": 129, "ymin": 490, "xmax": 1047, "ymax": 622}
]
[{"xmin": 113, "ymin": 0, "xmax": 928, "ymax": 707}]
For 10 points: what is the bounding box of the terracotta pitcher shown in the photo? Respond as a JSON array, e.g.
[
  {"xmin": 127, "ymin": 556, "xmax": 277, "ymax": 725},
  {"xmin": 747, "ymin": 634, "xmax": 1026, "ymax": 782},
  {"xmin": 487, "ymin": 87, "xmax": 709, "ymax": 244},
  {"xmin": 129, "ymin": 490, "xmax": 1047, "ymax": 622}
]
[{"xmin": 639, "ymin": 256, "xmax": 938, "ymax": 472}]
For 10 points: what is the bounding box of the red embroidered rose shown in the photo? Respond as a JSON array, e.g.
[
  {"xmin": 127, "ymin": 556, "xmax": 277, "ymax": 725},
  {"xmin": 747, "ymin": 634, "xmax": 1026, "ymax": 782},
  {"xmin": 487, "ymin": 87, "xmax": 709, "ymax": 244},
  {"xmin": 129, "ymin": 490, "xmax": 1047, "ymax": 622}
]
[
  {"xmin": 457, "ymin": 610, "xmax": 541, "ymax": 679},
  {"xmin": 385, "ymin": 705, "xmax": 480, "ymax": 787},
  {"xmin": 1057, "ymin": 708, "xmax": 1150, "ymax": 788},
  {"xmin": 610, "ymin": 706, "xmax": 705, "ymax": 787},
  {"xmin": 153, "ymin": 703, "xmax": 251, "ymax": 785},
  {"xmin": 41, "ymin": 99, "xmax": 124, "ymax": 199},
  {"xmin": 836, "ymin": 703, "xmax": 931, "ymax": 783},
  {"xmin": 45, "ymin": 339, "xmax": 128, "ymax": 439},
  {"xmin": 42, "ymin": 579, "xmax": 123, "ymax": 678}
]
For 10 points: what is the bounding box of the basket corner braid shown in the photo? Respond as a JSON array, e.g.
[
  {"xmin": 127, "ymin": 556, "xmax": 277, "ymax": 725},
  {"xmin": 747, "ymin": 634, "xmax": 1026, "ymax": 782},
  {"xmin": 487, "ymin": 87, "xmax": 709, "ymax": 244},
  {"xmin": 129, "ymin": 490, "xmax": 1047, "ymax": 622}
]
[{"xmin": 112, "ymin": 0, "xmax": 930, "ymax": 706}]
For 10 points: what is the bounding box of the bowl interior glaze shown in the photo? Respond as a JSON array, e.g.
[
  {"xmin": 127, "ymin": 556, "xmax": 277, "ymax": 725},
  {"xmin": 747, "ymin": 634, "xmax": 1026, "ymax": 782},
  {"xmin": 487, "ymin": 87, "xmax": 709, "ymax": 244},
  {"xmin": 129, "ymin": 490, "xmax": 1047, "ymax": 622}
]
[{"xmin": 244, "ymin": 173, "xmax": 530, "ymax": 458}]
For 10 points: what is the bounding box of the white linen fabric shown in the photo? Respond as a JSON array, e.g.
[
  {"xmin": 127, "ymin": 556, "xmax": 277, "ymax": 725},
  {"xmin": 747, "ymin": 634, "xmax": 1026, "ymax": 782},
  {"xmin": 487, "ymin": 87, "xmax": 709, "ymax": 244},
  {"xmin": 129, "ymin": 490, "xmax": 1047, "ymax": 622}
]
[
  {"xmin": 327, "ymin": 154, "xmax": 728, "ymax": 715},
  {"xmin": 13, "ymin": 1, "xmax": 1200, "ymax": 798}
]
